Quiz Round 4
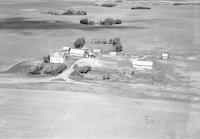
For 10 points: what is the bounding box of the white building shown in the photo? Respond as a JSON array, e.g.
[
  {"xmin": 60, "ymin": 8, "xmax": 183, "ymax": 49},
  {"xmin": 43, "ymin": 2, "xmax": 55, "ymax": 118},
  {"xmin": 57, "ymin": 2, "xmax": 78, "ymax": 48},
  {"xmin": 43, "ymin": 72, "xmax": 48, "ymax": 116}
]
[
  {"xmin": 69, "ymin": 49, "xmax": 87, "ymax": 57},
  {"xmin": 130, "ymin": 59, "xmax": 153, "ymax": 70},
  {"xmin": 50, "ymin": 52, "xmax": 65, "ymax": 63},
  {"xmin": 62, "ymin": 46, "xmax": 71, "ymax": 52},
  {"xmin": 109, "ymin": 52, "xmax": 117, "ymax": 57},
  {"xmin": 93, "ymin": 49, "xmax": 102, "ymax": 55},
  {"xmin": 161, "ymin": 52, "xmax": 169, "ymax": 60}
]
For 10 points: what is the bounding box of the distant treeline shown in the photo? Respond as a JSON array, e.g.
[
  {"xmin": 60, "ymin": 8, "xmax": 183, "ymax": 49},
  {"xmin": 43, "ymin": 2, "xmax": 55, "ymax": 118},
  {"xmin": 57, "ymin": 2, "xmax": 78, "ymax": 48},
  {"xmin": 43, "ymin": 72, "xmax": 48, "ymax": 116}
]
[
  {"xmin": 44, "ymin": 9, "xmax": 87, "ymax": 15},
  {"xmin": 80, "ymin": 18, "xmax": 122, "ymax": 25},
  {"xmin": 131, "ymin": 6, "xmax": 151, "ymax": 10},
  {"xmin": 173, "ymin": 3, "xmax": 200, "ymax": 6},
  {"xmin": 94, "ymin": 3, "xmax": 118, "ymax": 7}
]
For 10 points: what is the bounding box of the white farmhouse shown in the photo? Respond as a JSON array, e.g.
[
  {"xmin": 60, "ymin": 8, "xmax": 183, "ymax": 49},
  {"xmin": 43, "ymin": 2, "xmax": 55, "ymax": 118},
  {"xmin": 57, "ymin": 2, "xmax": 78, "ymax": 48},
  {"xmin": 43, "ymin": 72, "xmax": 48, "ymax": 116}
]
[
  {"xmin": 69, "ymin": 49, "xmax": 87, "ymax": 57},
  {"xmin": 130, "ymin": 59, "xmax": 153, "ymax": 70},
  {"xmin": 50, "ymin": 52, "xmax": 65, "ymax": 63}
]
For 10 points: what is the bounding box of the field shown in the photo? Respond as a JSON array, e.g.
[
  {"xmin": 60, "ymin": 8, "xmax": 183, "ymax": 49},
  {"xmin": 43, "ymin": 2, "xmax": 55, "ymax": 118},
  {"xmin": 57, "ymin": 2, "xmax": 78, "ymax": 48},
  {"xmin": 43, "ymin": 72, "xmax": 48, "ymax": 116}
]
[{"xmin": 0, "ymin": 0, "xmax": 200, "ymax": 138}]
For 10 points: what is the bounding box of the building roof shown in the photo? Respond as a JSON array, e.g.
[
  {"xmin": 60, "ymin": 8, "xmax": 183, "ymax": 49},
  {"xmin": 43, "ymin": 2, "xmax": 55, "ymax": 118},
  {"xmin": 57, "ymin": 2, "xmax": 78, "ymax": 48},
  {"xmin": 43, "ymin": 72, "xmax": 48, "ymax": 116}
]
[
  {"xmin": 50, "ymin": 52, "xmax": 65, "ymax": 58},
  {"xmin": 70, "ymin": 49, "xmax": 86, "ymax": 55},
  {"xmin": 62, "ymin": 47, "xmax": 71, "ymax": 51},
  {"xmin": 161, "ymin": 52, "xmax": 169, "ymax": 56},
  {"xmin": 93, "ymin": 49, "xmax": 101, "ymax": 53},
  {"xmin": 82, "ymin": 47, "xmax": 88, "ymax": 50},
  {"xmin": 131, "ymin": 59, "xmax": 153, "ymax": 67}
]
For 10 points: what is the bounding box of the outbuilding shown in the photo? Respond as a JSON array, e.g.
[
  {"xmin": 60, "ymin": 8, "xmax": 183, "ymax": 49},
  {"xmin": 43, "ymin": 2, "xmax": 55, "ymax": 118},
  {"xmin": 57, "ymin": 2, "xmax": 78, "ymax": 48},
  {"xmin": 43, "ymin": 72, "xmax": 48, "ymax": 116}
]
[
  {"xmin": 161, "ymin": 52, "xmax": 169, "ymax": 60},
  {"xmin": 50, "ymin": 52, "xmax": 65, "ymax": 63},
  {"xmin": 130, "ymin": 59, "xmax": 153, "ymax": 70},
  {"xmin": 93, "ymin": 49, "xmax": 102, "ymax": 55}
]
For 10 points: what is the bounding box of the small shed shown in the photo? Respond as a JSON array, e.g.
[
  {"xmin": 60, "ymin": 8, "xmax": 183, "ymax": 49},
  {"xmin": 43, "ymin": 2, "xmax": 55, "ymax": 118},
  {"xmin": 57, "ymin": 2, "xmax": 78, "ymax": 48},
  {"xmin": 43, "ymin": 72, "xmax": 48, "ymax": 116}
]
[
  {"xmin": 130, "ymin": 59, "xmax": 153, "ymax": 69},
  {"xmin": 50, "ymin": 52, "xmax": 65, "ymax": 63},
  {"xmin": 161, "ymin": 52, "xmax": 169, "ymax": 60},
  {"xmin": 70, "ymin": 49, "xmax": 87, "ymax": 57},
  {"xmin": 109, "ymin": 52, "xmax": 117, "ymax": 57}
]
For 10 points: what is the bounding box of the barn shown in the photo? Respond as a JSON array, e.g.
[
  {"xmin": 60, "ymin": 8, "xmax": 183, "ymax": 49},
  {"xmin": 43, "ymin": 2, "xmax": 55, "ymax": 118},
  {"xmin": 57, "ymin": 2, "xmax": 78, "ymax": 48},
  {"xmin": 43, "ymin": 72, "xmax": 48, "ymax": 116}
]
[{"xmin": 69, "ymin": 49, "xmax": 87, "ymax": 57}]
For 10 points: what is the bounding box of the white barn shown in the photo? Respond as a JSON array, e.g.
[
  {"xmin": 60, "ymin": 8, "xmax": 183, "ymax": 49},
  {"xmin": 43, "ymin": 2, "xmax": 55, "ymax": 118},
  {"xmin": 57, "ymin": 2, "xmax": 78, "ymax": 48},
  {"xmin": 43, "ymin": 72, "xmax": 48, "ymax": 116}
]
[
  {"xmin": 130, "ymin": 59, "xmax": 153, "ymax": 69},
  {"xmin": 69, "ymin": 49, "xmax": 87, "ymax": 57},
  {"xmin": 50, "ymin": 52, "xmax": 65, "ymax": 63}
]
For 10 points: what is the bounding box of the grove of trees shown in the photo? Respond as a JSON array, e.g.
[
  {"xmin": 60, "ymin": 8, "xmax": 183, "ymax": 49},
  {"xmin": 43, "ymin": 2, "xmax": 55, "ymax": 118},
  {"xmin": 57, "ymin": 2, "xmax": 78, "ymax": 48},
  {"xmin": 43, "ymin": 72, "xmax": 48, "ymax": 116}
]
[
  {"xmin": 110, "ymin": 38, "xmax": 123, "ymax": 52},
  {"xmin": 74, "ymin": 37, "xmax": 86, "ymax": 48}
]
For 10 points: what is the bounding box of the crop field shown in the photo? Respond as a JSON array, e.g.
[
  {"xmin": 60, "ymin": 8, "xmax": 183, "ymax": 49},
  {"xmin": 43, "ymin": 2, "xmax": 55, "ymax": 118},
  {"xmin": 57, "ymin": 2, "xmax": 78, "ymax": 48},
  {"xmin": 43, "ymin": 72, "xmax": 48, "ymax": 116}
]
[{"xmin": 0, "ymin": 0, "xmax": 199, "ymax": 62}]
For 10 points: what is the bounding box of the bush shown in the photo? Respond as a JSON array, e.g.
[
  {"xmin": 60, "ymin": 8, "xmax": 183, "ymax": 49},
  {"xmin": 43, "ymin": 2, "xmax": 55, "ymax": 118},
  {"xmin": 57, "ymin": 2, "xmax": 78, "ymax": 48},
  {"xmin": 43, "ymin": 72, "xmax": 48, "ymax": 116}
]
[
  {"xmin": 71, "ymin": 65, "xmax": 92, "ymax": 78},
  {"xmin": 110, "ymin": 38, "xmax": 123, "ymax": 52},
  {"xmin": 40, "ymin": 63, "xmax": 67, "ymax": 75},
  {"xmin": 28, "ymin": 63, "xmax": 44, "ymax": 75},
  {"xmin": 80, "ymin": 18, "xmax": 94, "ymax": 25},
  {"xmin": 102, "ymin": 73, "xmax": 110, "ymax": 80},
  {"xmin": 88, "ymin": 20, "xmax": 95, "ymax": 25},
  {"xmin": 78, "ymin": 66, "xmax": 92, "ymax": 74},
  {"xmin": 71, "ymin": 70, "xmax": 84, "ymax": 78},
  {"xmin": 64, "ymin": 10, "xmax": 76, "ymax": 15},
  {"xmin": 100, "ymin": 18, "xmax": 116, "ymax": 25},
  {"xmin": 64, "ymin": 10, "xmax": 87, "ymax": 15},
  {"xmin": 131, "ymin": 71, "xmax": 135, "ymax": 76},
  {"xmin": 115, "ymin": 43, "xmax": 123, "ymax": 52},
  {"xmin": 100, "ymin": 18, "xmax": 122, "ymax": 25},
  {"xmin": 74, "ymin": 37, "xmax": 86, "ymax": 48},
  {"xmin": 80, "ymin": 18, "xmax": 89, "ymax": 24},
  {"xmin": 43, "ymin": 55, "xmax": 50, "ymax": 63},
  {"xmin": 112, "ymin": 38, "xmax": 120, "ymax": 45},
  {"xmin": 76, "ymin": 11, "xmax": 87, "ymax": 15},
  {"xmin": 28, "ymin": 65, "xmax": 43, "ymax": 75}
]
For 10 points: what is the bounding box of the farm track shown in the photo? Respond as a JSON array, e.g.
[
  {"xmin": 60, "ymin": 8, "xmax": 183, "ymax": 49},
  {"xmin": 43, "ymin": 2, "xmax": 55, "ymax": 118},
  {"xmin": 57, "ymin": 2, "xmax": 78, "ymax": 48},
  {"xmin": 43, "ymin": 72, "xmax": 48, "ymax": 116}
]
[{"xmin": 0, "ymin": 58, "xmax": 89, "ymax": 85}]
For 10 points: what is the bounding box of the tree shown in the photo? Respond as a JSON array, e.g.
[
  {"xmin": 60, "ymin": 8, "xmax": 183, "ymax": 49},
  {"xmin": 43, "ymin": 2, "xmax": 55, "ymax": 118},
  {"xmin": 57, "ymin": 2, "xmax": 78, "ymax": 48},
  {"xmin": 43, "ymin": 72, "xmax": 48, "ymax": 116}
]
[
  {"xmin": 80, "ymin": 18, "xmax": 89, "ymax": 24},
  {"xmin": 100, "ymin": 18, "xmax": 116, "ymax": 25},
  {"xmin": 111, "ymin": 38, "xmax": 123, "ymax": 52},
  {"xmin": 112, "ymin": 37, "xmax": 120, "ymax": 45},
  {"xmin": 74, "ymin": 37, "xmax": 86, "ymax": 48},
  {"xmin": 115, "ymin": 43, "xmax": 123, "ymax": 52},
  {"xmin": 78, "ymin": 66, "xmax": 92, "ymax": 74},
  {"xmin": 43, "ymin": 55, "xmax": 50, "ymax": 63},
  {"xmin": 115, "ymin": 19, "xmax": 122, "ymax": 24}
]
